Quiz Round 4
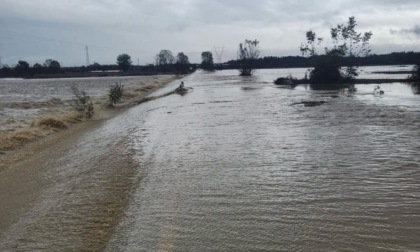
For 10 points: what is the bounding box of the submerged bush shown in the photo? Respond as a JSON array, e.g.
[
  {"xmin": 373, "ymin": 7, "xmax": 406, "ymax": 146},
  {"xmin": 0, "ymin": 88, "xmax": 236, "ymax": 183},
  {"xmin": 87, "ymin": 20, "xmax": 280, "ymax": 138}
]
[
  {"xmin": 407, "ymin": 65, "xmax": 420, "ymax": 94},
  {"xmin": 274, "ymin": 77, "xmax": 292, "ymax": 85},
  {"xmin": 309, "ymin": 57, "xmax": 343, "ymax": 85},
  {"xmin": 109, "ymin": 82, "xmax": 124, "ymax": 105},
  {"xmin": 408, "ymin": 64, "xmax": 420, "ymax": 81},
  {"xmin": 274, "ymin": 75, "xmax": 299, "ymax": 86},
  {"xmin": 373, "ymin": 85, "xmax": 384, "ymax": 96},
  {"xmin": 70, "ymin": 84, "xmax": 94, "ymax": 118}
]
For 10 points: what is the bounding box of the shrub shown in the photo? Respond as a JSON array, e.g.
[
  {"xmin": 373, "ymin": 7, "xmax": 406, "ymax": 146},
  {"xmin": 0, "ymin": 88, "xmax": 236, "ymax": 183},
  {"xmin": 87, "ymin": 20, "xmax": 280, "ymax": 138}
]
[
  {"xmin": 407, "ymin": 65, "xmax": 420, "ymax": 94},
  {"xmin": 308, "ymin": 56, "xmax": 343, "ymax": 89},
  {"xmin": 70, "ymin": 84, "xmax": 94, "ymax": 118},
  {"xmin": 373, "ymin": 85, "xmax": 384, "ymax": 96},
  {"xmin": 109, "ymin": 82, "xmax": 124, "ymax": 105},
  {"xmin": 408, "ymin": 64, "xmax": 420, "ymax": 81},
  {"xmin": 274, "ymin": 75, "xmax": 299, "ymax": 86}
]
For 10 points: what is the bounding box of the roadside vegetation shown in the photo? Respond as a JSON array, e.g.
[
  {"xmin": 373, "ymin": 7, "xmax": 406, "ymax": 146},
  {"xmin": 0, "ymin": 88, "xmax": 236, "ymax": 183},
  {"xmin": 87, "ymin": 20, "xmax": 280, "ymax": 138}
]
[
  {"xmin": 108, "ymin": 83, "xmax": 124, "ymax": 106},
  {"xmin": 70, "ymin": 84, "xmax": 95, "ymax": 118},
  {"xmin": 0, "ymin": 76, "xmax": 178, "ymax": 154}
]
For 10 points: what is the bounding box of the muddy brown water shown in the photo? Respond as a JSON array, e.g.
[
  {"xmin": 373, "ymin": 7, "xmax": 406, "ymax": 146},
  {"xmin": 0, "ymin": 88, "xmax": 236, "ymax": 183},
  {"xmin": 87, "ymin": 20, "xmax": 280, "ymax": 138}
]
[
  {"xmin": 107, "ymin": 69, "xmax": 419, "ymax": 251},
  {"xmin": 1, "ymin": 68, "xmax": 419, "ymax": 251}
]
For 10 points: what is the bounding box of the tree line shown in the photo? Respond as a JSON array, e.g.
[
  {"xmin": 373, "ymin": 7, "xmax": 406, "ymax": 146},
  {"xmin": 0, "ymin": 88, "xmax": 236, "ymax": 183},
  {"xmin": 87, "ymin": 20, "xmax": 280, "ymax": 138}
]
[
  {"xmin": 0, "ymin": 59, "xmax": 62, "ymax": 78},
  {"xmin": 0, "ymin": 49, "xmax": 197, "ymax": 78},
  {"xmin": 224, "ymin": 52, "xmax": 420, "ymax": 69},
  {"xmin": 1, "ymin": 16, "xmax": 419, "ymax": 85},
  {"xmin": 3, "ymin": 50, "xmax": 418, "ymax": 79}
]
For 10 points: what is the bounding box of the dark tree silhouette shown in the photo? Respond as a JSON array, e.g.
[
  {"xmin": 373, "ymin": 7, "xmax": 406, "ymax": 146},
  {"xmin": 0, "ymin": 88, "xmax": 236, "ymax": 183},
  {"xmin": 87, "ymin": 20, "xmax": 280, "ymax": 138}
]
[
  {"xmin": 237, "ymin": 39, "xmax": 260, "ymax": 76},
  {"xmin": 116, "ymin": 54, "xmax": 132, "ymax": 72},
  {"xmin": 300, "ymin": 16, "xmax": 372, "ymax": 88},
  {"xmin": 15, "ymin": 60, "xmax": 31, "ymax": 77},
  {"xmin": 201, "ymin": 51, "xmax": 214, "ymax": 71},
  {"xmin": 176, "ymin": 52, "xmax": 190, "ymax": 65},
  {"xmin": 44, "ymin": 59, "xmax": 61, "ymax": 73},
  {"xmin": 155, "ymin": 50, "xmax": 175, "ymax": 66},
  {"xmin": 176, "ymin": 52, "xmax": 190, "ymax": 74}
]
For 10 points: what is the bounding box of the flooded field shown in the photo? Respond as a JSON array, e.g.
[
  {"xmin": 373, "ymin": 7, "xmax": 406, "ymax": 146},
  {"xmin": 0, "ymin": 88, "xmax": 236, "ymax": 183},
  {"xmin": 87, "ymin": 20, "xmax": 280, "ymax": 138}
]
[
  {"xmin": 0, "ymin": 75, "xmax": 173, "ymax": 136},
  {"xmin": 1, "ymin": 67, "xmax": 419, "ymax": 251},
  {"xmin": 106, "ymin": 68, "xmax": 419, "ymax": 251}
]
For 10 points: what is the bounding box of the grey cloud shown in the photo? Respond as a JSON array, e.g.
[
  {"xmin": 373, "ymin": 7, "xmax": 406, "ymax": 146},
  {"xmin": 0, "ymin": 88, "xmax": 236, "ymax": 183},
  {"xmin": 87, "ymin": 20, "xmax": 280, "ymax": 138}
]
[
  {"xmin": 390, "ymin": 25, "xmax": 420, "ymax": 37},
  {"xmin": 0, "ymin": 0, "xmax": 419, "ymax": 66}
]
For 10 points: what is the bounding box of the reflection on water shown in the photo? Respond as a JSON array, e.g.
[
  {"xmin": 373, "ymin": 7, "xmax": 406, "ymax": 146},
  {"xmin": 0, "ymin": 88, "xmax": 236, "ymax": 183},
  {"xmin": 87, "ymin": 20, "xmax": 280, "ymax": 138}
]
[
  {"xmin": 409, "ymin": 83, "xmax": 420, "ymax": 95},
  {"xmin": 106, "ymin": 69, "xmax": 420, "ymax": 251}
]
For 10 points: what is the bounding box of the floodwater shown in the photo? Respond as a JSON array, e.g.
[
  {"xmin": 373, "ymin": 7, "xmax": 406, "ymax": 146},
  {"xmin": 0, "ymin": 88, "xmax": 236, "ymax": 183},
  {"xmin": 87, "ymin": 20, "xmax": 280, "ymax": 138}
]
[
  {"xmin": 0, "ymin": 75, "xmax": 160, "ymax": 103},
  {"xmin": 1, "ymin": 67, "xmax": 420, "ymax": 251},
  {"xmin": 105, "ymin": 68, "xmax": 419, "ymax": 251},
  {"xmin": 0, "ymin": 75, "xmax": 166, "ymax": 132}
]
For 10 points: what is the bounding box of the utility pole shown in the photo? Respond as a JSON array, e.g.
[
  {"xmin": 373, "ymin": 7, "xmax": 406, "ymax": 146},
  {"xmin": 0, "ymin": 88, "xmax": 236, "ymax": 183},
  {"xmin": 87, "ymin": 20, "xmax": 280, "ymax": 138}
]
[
  {"xmin": 214, "ymin": 46, "xmax": 224, "ymax": 65},
  {"xmin": 138, "ymin": 58, "xmax": 140, "ymax": 66},
  {"xmin": 85, "ymin": 45, "xmax": 90, "ymax": 66}
]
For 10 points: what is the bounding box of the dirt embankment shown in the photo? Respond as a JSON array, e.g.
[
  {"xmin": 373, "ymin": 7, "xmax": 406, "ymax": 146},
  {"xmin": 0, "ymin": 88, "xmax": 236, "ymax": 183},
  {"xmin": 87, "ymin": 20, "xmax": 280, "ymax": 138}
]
[{"xmin": 0, "ymin": 75, "xmax": 179, "ymax": 172}]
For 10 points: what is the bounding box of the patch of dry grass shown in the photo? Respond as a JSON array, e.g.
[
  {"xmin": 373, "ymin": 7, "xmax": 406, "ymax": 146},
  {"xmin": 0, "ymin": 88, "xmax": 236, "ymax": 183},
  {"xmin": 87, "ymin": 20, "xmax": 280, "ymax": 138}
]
[
  {"xmin": 0, "ymin": 112, "xmax": 83, "ymax": 151},
  {"xmin": 0, "ymin": 128, "xmax": 44, "ymax": 151},
  {"xmin": 37, "ymin": 118, "xmax": 68, "ymax": 129}
]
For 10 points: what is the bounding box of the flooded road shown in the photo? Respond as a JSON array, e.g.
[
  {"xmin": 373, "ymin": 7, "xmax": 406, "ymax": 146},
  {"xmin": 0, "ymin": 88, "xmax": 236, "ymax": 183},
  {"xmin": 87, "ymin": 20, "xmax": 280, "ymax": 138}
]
[
  {"xmin": 1, "ymin": 68, "xmax": 419, "ymax": 251},
  {"xmin": 106, "ymin": 69, "xmax": 420, "ymax": 251}
]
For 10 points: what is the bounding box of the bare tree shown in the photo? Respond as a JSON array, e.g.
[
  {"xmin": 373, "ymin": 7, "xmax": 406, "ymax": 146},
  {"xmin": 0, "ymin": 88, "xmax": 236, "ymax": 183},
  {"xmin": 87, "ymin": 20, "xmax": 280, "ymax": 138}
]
[{"xmin": 237, "ymin": 39, "xmax": 260, "ymax": 76}]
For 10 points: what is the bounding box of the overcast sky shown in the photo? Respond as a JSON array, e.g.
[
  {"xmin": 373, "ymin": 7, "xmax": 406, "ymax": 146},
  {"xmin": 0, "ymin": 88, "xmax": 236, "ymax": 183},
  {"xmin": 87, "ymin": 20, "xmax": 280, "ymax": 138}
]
[{"xmin": 0, "ymin": 0, "xmax": 419, "ymax": 66}]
